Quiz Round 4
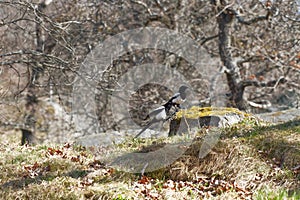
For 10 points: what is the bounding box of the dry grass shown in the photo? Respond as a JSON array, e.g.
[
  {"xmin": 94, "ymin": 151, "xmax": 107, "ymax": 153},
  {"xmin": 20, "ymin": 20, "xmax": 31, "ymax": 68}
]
[{"xmin": 0, "ymin": 118, "xmax": 299, "ymax": 199}]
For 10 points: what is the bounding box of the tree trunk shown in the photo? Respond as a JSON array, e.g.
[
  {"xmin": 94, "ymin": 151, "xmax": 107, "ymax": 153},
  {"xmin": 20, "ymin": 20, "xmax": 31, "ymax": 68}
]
[
  {"xmin": 215, "ymin": 0, "xmax": 248, "ymax": 110},
  {"xmin": 21, "ymin": 0, "xmax": 50, "ymax": 145}
]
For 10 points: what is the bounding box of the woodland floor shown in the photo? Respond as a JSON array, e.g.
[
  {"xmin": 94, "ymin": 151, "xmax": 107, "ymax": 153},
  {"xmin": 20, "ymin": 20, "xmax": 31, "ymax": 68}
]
[{"xmin": 0, "ymin": 118, "xmax": 299, "ymax": 200}]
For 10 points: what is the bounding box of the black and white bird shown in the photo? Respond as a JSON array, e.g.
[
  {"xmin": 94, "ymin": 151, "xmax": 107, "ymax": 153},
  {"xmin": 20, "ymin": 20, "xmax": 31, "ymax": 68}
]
[
  {"xmin": 134, "ymin": 85, "xmax": 189, "ymax": 138},
  {"xmin": 134, "ymin": 101, "xmax": 172, "ymax": 138}
]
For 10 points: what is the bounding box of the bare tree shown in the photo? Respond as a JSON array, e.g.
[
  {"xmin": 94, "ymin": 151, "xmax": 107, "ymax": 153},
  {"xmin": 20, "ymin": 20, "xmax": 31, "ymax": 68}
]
[
  {"xmin": 0, "ymin": 0, "xmax": 299, "ymax": 142},
  {"xmin": 0, "ymin": 0, "xmax": 83, "ymax": 143},
  {"xmin": 209, "ymin": 0, "xmax": 299, "ymax": 110}
]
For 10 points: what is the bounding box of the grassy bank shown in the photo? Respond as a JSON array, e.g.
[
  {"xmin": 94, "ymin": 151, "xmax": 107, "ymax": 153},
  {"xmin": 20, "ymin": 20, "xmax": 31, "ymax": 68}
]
[{"xmin": 0, "ymin": 119, "xmax": 299, "ymax": 199}]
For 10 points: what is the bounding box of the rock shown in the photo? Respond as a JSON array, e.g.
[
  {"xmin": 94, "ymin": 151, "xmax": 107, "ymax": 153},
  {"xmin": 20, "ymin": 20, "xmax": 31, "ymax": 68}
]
[
  {"xmin": 168, "ymin": 106, "xmax": 248, "ymax": 136},
  {"xmin": 256, "ymin": 108, "xmax": 300, "ymax": 123}
]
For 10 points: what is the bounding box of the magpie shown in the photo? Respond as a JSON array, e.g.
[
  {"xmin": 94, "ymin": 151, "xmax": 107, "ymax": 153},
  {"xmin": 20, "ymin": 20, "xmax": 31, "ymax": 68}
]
[
  {"xmin": 134, "ymin": 101, "xmax": 173, "ymax": 138},
  {"xmin": 134, "ymin": 85, "xmax": 189, "ymax": 138},
  {"xmin": 163, "ymin": 85, "xmax": 189, "ymax": 121}
]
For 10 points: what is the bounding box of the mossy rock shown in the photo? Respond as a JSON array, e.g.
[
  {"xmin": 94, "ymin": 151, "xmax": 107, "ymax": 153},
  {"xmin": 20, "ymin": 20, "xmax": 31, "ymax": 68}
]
[{"xmin": 169, "ymin": 106, "xmax": 250, "ymax": 136}]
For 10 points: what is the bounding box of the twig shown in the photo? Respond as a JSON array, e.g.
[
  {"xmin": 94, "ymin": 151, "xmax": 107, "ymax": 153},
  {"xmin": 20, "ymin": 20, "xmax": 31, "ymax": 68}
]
[{"xmin": 215, "ymin": 0, "xmax": 236, "ymax": 17}]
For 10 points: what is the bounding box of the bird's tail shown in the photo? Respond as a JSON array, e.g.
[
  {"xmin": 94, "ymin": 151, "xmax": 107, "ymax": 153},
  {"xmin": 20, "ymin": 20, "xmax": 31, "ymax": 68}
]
[
  {"xmin": 134, "ymin": 122, "xmax": 153, "ymax": 138},
  {"xmin": 134, "ymin": 119, "xmax": 158, "ymax": 138}
]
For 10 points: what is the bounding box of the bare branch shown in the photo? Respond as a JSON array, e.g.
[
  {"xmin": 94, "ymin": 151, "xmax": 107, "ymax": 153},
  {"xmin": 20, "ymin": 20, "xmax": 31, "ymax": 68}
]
[
  {"xmin": 200, "ymin": 34, "xmax": 219, "ymax": 45},
  {"xmin": 235, "ymin": 12, "xmax": 269, "ymax": 25},
  {"xmin": 241, "ymin": 76, "xmax": 287, "ymax": 89}
]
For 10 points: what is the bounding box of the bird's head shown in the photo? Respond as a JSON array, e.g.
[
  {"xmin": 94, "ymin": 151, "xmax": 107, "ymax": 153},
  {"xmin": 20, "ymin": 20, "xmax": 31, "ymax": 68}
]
[{"xmin": 179, "ymin": 85, "xmax": 189, "ymax": 94}]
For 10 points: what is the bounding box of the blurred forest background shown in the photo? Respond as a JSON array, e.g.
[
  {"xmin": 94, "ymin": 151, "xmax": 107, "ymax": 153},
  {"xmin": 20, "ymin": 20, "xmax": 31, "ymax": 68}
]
[{"xmin": 0, "ymin": 0, "xmax": 299, "ymax": 143}]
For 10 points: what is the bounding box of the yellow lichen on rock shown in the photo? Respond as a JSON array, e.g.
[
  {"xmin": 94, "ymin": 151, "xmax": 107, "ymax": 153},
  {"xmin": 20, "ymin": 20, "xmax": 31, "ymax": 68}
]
[{"xmin": 175, "ymin": 106, "xmax": 249, "ymax": 119}]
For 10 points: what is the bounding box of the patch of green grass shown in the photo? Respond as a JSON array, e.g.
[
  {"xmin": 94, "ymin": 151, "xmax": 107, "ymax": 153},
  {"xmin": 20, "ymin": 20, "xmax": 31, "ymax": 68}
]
[
  {"xmin": 256, "ymin": 188, "xmax": 300, "ymax": 200},
  {"xmin": 113, "ymin": 195, "xmax": 130, "ymax": 200}
]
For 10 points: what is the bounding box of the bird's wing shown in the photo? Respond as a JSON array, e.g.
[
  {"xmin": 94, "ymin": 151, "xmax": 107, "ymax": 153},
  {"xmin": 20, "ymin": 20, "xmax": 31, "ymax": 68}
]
[{"xmin": 148, "ymin": 106, "xmax": 166, "ymax": 120}]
